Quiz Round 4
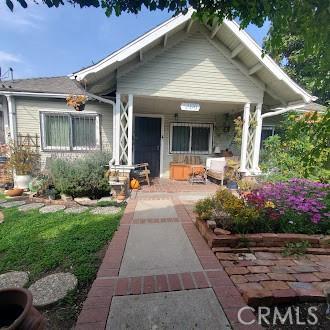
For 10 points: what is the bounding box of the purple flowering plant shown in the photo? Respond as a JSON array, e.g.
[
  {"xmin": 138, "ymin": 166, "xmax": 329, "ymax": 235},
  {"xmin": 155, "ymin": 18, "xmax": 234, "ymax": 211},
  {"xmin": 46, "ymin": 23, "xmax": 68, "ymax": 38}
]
[{"xmin": 244, "ymin": 179, "xmax": 330, "ymax": 234}]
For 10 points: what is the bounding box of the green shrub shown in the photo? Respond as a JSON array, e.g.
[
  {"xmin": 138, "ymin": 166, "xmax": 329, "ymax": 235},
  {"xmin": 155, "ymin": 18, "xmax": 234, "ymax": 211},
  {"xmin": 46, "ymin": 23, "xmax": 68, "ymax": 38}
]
[
  {"xmin": 194, "ymin": 197, "xmax": 214, "ymax": 220},
  {"xmin": 49, "ymin": 152, "xmax": 111, "ymax": 199}
]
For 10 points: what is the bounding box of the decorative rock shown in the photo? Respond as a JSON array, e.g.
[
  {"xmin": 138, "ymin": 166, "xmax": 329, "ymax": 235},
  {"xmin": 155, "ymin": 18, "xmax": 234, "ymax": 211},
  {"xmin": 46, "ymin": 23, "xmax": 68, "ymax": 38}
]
[
  {"xmin": 61, "ymin": 194, "xmax": 73, "ymax": 202},
  {"xmin": 206, "ymin": 220, "xmax": 216, "ymax": 230},
  {"xmin": 0, "ymin": 271, "xmax": 29, "ymax": 289},
  {"xmin": 64, "ymin": 206, "xmax": 89, "ymax": 214},
  {"xmin": 0, "ymin": 199, "xmax": 8, "ymax": 204},
  {"xmin": 18, "ymin": 203, "xmax": 45, "ymax": 212},
  {"xmin": 90, "ymin": 206, "xmax": 120, "ymax": 215},
  {"xmin": 0, "ymin": 210, "xmax": 3, "ymax": 224},
  {"xmin": 214, "ymin": 228, "xmax": 231, "ymax": 235},
  {"xmin": 29, "ymin": 273, "xmax": 77, "ymax": 307},
  {"xmin": 1, "ymin": 200, "xmax": 26, "ymax": 208},
  {"xmin": 39, "ymin": 205, "xmax": 66, "ymax": 213},
  {"xmin": 74, "ymin": 197, "xmax": 98, "ymax": 206},
  {"xmin": 238, "ymin": 253, "xmax": 256, "ymax": 261}
]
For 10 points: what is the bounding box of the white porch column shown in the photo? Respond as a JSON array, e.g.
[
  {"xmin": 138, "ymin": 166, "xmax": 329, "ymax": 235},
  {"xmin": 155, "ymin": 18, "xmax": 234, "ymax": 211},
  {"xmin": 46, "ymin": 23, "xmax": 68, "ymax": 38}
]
[
  {"xmin": 127, "ymin": 94, "xmax": 133, "ymax": 166},
  {"xmin": 252, "ymin": 103, "xmax": 263, "ymax": 174},
  {"xmin": 6, "ymin": 95, "xmax": 16, "ymax": 142},
  {"xmin": 114, "ymin": 93, "xmax": 121, "ymax": 165},
  {"xmin": 239, "ymin": 102, "xmax": 250, "ymax": 174}
]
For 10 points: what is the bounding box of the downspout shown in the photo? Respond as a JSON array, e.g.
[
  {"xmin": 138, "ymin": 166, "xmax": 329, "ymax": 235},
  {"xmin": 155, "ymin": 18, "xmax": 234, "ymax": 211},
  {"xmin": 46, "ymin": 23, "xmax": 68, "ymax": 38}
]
[{"xmin": 5, "ymin": 95, "xmax": 17, "ymax": 142}]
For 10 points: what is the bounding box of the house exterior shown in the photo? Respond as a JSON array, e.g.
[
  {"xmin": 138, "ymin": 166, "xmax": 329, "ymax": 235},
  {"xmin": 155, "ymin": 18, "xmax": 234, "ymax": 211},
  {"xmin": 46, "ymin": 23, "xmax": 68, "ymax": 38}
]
[{"xmin": 0, "ymin": 9, "xmax": 316, "ymax": 178}]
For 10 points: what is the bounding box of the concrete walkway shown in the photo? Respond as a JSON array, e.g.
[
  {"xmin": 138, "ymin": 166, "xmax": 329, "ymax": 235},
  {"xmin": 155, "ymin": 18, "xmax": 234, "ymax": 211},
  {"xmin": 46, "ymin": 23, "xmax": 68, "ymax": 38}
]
[{"xmin": 76, "ymin": 190, "xmax": 261, "ymax": 330}]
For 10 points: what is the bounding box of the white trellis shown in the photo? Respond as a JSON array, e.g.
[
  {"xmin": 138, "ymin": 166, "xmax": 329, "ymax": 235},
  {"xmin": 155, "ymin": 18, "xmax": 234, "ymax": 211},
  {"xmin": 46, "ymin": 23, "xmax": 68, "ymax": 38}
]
[
  {"xmin": 114, "ymin": 93, "xmax": 133, "ymax": 166},
  {"xmin": 240, "ymin": 102, "xmax": 263, "ymax": 175}
]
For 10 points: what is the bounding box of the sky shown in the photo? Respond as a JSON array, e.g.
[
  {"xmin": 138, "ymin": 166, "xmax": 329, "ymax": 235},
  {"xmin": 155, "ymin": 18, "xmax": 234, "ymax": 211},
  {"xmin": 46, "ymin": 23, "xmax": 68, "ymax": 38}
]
[{"xmin": 0, "ymin": 3, "xmax": 270, "ymax": 80}]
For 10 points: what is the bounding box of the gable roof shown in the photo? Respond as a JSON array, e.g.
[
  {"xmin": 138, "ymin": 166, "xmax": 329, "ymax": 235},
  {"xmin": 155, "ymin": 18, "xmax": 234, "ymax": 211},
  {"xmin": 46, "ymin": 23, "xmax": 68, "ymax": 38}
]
[
  {"xmin": 0, "ymin": 76, "xmax": 83, "ymax": 95},
  {"xmin": 71, "ymin": 8, "xmax": 315, "ymax": 105}
]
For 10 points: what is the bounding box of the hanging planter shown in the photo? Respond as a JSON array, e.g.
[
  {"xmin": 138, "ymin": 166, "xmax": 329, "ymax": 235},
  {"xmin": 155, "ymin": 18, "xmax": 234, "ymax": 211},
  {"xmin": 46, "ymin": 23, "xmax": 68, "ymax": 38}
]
[{"xmin": 66, "ymin": 95, "xmax": 88, "ymax": 111}]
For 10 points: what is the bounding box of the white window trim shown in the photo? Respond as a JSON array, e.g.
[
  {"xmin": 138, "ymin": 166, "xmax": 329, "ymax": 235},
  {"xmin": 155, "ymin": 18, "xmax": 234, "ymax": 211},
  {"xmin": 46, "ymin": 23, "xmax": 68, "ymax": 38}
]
[
  {"xmin": 40, "ymin": 112, "xmax": 100, "ymax": 151},
  {"xmin": 169, "ymin": 122, "xmax": 213, "ymax": 154}
]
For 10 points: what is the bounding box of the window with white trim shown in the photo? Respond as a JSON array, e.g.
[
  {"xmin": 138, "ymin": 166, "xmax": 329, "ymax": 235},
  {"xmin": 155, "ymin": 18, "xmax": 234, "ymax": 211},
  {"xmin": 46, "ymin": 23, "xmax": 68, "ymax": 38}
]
[
  {"xmin": 170, "ymin": 123, "xmax": 213, "ymax": 154},
  {"xmin": 40, "ymin": 112, "xmax": 100, "ymax": 151}
]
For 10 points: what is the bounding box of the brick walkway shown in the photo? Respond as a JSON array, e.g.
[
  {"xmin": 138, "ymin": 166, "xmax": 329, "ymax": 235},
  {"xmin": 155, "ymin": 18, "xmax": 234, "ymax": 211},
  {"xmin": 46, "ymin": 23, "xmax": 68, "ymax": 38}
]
[{"xmin": 76, "ymin": 188, "xmax": 262, "ymax": 330}]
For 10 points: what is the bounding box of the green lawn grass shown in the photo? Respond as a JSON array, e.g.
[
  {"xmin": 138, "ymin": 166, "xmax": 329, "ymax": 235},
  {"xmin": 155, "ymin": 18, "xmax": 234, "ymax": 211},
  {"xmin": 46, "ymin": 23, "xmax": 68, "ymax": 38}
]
[{"xmin": 0, "ymin": 206, "xmax": 122, "ymax": 284}]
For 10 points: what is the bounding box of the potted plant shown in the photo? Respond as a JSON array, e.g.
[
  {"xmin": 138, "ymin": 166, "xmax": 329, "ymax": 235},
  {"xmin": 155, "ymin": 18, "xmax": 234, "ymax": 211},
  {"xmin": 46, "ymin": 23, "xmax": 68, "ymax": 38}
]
[
  {"xmin": 225, "ymin": 159, "xmax": 240, "ymax": 189},
  {"xmin": 7, "ymin": 142, "xmax": 39, "ymax": 190},
  {"xmin": 0, "ymin": 288, "xmax": 45, "ymax": 329},
  {"xmin": 66, "ymin": 95, "xmax": 87, "ymax": 111}
]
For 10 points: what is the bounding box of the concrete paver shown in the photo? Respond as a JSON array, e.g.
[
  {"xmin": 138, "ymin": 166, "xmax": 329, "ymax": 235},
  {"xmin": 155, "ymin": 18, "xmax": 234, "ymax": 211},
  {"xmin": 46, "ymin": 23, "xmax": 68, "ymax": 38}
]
[
  {"xmin": 133, "ymin": 199, "xmax": 177, "ymax": 219},
  {"xmin": 107, "ymin": 289, "xmax": 231, "ymax": 330},
  {"xmin": 119, "ymin": 223, "xmax": 203, "ymax": 276}
]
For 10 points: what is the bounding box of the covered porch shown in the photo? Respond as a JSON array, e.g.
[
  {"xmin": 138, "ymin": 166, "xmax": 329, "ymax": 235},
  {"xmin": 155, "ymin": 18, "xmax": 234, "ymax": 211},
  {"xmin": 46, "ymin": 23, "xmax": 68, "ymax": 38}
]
[{"xmin": 111, "ymin": 94, "xmax": 263, "ymax": 179}]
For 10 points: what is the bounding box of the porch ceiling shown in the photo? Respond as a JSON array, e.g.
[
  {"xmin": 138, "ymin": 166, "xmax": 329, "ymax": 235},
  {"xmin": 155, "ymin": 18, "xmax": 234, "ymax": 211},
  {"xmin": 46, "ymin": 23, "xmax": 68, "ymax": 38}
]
[{"xmin": 133, "ymin": 95, "xmax": 244, "ymax": 115}]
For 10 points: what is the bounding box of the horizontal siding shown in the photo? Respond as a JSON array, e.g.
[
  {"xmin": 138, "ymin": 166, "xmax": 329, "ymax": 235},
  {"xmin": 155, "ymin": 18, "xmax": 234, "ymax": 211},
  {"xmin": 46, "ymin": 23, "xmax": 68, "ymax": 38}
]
[
  {"xmin": 119, "ymin": 31, "xmax": 263, "ymax": 103},
  {"xmin": 15, "ymin": 98, "xmax": 113, "ymax": 166}
]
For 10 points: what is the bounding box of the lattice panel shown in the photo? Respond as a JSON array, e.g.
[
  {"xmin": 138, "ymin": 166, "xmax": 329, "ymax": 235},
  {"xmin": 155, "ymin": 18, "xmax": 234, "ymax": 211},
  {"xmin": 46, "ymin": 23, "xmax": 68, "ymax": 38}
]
[
  {"xmin": 246, "ymin": 109, "xmax": 257, "ymax": 171},
  {"xmin": 119, "ymin": 100, "xmax": 129, "ymax": 164}
]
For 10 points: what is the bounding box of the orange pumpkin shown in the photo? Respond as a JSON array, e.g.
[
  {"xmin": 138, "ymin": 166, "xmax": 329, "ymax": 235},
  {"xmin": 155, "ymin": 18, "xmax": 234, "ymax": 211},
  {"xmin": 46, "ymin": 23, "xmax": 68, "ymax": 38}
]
[{"xmin": 130, "ymin": 178, "xmax": 140, "ymax": 189}]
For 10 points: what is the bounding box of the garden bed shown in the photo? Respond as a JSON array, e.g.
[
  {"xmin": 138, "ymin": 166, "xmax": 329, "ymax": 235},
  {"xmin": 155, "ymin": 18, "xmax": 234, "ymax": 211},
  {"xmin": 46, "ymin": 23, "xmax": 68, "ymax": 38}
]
[{"xmin": 193, "ymin": 178, "xmax": 330, "ymax": 308}]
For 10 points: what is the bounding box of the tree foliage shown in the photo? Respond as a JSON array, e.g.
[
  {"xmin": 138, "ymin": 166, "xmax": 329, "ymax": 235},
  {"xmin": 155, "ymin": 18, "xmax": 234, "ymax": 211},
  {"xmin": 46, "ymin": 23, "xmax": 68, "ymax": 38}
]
[
  {"xmin": 265, "ymin": 32, "xmax": 329, "ymax": 105},
  {"xmin": 6, "ymin": 1, "xmax": 330, "ymax": 71},
  {"xmin": 261, "ymin": 110, "xmax": 330, "ymax": 182}
]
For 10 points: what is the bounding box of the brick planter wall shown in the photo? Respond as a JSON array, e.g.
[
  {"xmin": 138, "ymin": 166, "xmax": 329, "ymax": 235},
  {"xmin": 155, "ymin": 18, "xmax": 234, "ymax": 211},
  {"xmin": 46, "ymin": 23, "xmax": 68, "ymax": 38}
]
[{"xmin": 196, "ymin": 219, "xmax": 330, "ymax": 250}]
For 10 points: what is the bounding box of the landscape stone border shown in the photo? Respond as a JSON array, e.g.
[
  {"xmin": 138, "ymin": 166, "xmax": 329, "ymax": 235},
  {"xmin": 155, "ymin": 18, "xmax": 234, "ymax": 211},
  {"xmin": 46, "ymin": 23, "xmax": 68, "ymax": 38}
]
[
  {"xmin": 196, "ymin": 219, "xmax": 330, "ymax": 249},
  {"xmin": 0, "ymin": 271, "xmax": 29, "ymax": 289},
  {"xmin": 29, "ymin": 272, "xmax": 78, "ymax": 307},
  {"xmin": 18, "ymin": 203, "xmax": 45, "ymax": 212},
  {"xmin": 90, "ymin": 206, "xmax": 121, "ymax": 215},
  {"xmin": 39, "ymin": 205, "xmax": 66, "ymax": 213},
  {"xmin": 1, "ymin": 200, "xmax": 26, "ymax": 208},
  {"xmin": 64, "ymin": 206, "xmax": 89, "ymax": 214}
]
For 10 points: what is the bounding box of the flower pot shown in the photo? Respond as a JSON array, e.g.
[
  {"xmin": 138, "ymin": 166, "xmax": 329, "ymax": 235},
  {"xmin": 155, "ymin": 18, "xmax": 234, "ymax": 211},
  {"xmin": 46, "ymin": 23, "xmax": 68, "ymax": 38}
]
[
  {"xmin": 14, "ymin": 175, "xmax": 32, "ymax": 190},
  {"xmin": 5, "ymin": 188, "xmax": 24, "ymax": 197},
  {"xmin": 0, "ymin": 288, "xmax": 45, "ymax": 329},
  {"xmin": 226, "ymin": 181, "xmax": 238, "ymax": 189}
]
